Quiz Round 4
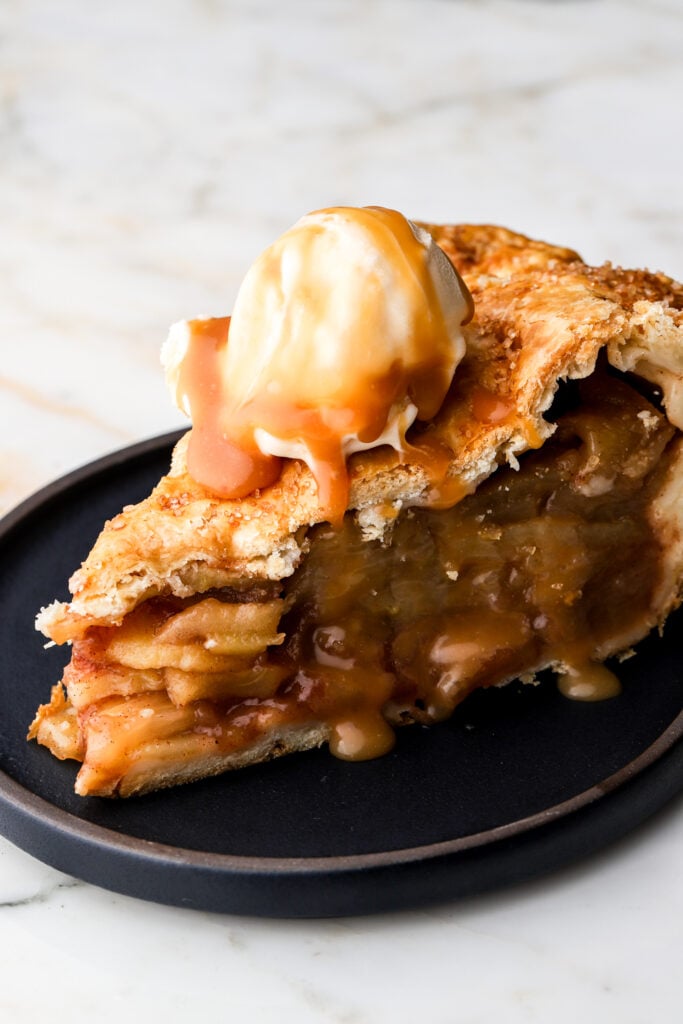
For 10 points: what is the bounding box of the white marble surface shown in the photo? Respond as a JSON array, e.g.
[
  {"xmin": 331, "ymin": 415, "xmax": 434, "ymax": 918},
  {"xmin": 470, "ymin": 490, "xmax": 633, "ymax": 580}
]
[{"xmin": 1, "ymin": 0, "xmax": 683, "ymax": 1020}]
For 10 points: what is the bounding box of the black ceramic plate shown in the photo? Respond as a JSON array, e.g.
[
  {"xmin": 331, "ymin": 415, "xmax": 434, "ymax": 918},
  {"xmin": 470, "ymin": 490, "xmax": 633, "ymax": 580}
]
[{"xmin": 0, "ymin": 433, "xmax": 682, "ymax": 918}]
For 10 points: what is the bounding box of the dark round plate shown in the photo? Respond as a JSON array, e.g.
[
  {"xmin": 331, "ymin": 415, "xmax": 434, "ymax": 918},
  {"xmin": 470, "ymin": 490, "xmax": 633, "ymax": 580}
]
[{"xmin": 0, "ymin": 433, "xmax": 682, "ymax": 918}]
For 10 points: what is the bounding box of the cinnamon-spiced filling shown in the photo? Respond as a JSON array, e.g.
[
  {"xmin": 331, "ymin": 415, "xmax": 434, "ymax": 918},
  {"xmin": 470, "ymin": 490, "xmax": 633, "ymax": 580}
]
[{"xmin": 31, "ymin": 370, "xmax": 678, "ymax": 795}]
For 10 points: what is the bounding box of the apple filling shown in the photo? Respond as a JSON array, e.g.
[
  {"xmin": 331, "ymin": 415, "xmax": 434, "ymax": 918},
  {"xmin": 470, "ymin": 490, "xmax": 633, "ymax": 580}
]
[{"xmin": 30, "ymin": 369, "xmax": 678, "ymax": 796}]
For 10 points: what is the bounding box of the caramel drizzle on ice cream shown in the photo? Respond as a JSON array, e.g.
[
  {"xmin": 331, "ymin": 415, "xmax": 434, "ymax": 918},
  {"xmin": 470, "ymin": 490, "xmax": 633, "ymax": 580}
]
[{"xmin": 165, "ymin": 207, "xmax": 473, "ymax": 522}]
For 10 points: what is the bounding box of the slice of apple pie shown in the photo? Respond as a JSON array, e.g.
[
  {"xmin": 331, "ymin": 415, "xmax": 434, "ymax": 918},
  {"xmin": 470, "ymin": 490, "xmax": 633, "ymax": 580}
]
[{"xmin": 30, "ymin": 209, "xmax": 683, "ymax": 796}]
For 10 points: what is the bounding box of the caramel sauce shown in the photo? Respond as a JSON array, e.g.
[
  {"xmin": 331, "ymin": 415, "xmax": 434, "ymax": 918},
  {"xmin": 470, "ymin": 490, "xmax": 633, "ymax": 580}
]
[
  {"xmin": 180, "ymin": 318, "xmax": 282, "ymax": 498},
  {"xmin": 407, "ymin": 433, "xmax": 472, "ymax": 508},
  {"xmin": 470, "ymin": 386, "xmax": 515, "ymax": 425},
  {"xmin": 556, "ymin": 662, "xmax": 622, "ymax": 702},
  {"xmin": 329, "ymin": 714, "xmax": 396, "ymax": 760}
]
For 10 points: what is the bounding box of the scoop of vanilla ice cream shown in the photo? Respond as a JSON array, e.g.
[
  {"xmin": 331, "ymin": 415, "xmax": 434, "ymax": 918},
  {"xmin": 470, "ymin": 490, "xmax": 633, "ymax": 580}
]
[
  {"xmin": 162, "ymin": 206, "xmax": 473, "ymax": 505},
  {"xmin": 162, "ymin": 319, "xmax": 195, "ymax": 419}
]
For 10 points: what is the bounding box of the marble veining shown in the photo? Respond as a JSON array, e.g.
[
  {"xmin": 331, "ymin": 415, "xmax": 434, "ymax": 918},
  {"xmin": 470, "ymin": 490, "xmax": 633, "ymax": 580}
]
[
  {"xmin": 0, "ymin": 874, "xmax": 84, "ymax": 911},
  {"xmin": 1, "ymin": 1, "xmax": 682, "ymax": 1021}
]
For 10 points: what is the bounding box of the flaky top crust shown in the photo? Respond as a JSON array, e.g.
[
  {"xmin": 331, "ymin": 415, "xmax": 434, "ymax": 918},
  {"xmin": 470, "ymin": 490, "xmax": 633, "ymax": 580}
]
[{"xmin": 37, "ymin": 224, "xmax": 683, "ymax": 638}]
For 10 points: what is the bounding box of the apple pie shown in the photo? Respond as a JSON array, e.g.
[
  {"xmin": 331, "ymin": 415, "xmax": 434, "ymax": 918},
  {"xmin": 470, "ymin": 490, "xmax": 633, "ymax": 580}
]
[{"xmin": 30, "ymin": 216, "xmax": 683, "ymax": 797}]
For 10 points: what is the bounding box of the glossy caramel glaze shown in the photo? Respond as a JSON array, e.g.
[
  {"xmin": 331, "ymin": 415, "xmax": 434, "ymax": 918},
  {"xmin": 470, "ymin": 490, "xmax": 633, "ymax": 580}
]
[{"xmin": 179, "ymin": 317, "xmax": 283, "ymax": 497}]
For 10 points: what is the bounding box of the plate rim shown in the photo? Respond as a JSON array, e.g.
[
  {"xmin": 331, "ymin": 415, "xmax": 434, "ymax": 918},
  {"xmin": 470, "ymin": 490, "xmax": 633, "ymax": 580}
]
[{"xmin": 1, "ymin": 707, "xmax": 682, "ymax": 874}]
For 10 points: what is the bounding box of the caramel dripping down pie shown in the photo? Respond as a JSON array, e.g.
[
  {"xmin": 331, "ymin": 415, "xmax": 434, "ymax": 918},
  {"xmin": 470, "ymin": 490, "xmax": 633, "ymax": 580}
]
[{"xmin": 30, "ymin": 224, "xmax": 683, "ymax": 797}]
